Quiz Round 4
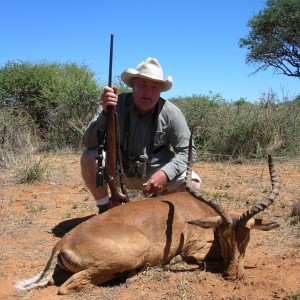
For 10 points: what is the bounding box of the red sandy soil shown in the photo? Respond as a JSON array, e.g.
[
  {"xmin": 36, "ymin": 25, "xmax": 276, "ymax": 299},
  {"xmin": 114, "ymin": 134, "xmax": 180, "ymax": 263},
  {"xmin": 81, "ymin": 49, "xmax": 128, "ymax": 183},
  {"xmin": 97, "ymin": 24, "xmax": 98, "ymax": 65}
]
[{"xmin": 0, "ymin": 153, "xmax": 299, "ymax": 300}]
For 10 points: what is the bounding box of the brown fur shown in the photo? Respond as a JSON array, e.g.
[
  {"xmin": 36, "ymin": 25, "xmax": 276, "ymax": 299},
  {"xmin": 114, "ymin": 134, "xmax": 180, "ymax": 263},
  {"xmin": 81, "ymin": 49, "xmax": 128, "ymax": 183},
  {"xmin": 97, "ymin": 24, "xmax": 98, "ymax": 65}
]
[{"xmin": 15, "ymin": 189, "xmax": 279, "ymax": 295}]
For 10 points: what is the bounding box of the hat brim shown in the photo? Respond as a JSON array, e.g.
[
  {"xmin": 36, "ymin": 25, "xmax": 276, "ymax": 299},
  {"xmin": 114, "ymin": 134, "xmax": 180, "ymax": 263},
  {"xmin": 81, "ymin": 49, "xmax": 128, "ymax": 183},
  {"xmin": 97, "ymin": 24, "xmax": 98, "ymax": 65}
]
[{"xmin": 121, "ymin": 68, "xmax": 172, "ymax": 92}]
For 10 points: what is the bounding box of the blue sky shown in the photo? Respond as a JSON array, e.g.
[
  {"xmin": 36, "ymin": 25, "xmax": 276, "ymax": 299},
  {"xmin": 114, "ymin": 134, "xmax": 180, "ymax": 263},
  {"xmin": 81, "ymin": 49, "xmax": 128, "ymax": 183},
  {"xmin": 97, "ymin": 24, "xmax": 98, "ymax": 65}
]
[{"xmin": 1, "ymin": 0, "xmax": 299, "ymax": 102}]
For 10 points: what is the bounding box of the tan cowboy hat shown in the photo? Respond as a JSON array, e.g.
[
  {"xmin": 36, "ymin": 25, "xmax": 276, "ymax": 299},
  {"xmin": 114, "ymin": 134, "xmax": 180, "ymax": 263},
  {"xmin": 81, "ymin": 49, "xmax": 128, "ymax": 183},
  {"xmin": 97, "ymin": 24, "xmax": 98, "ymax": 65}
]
[{"xmin": 121, "ymin": 57, "xmax": 173, "ymax": 92}]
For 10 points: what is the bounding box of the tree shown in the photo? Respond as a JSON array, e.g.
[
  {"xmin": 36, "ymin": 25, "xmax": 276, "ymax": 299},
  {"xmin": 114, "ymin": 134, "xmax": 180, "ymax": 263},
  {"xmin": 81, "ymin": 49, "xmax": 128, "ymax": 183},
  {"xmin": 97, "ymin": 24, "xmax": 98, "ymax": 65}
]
[{"xmin": 239, "ymin": 0, "xmax": 300, "ymax": 77}]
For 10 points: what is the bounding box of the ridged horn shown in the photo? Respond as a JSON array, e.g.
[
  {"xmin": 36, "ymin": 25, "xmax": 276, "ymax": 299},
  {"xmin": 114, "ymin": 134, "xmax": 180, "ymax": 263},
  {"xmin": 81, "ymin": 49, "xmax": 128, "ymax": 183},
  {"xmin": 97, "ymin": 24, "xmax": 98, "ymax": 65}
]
[
  {"xmin": 185, "ymin": 129, "xmax": 232, "ymax": 225},
  {"xmin": 237, "ymin": 154, "xmax": 280, "ymax": 226}
]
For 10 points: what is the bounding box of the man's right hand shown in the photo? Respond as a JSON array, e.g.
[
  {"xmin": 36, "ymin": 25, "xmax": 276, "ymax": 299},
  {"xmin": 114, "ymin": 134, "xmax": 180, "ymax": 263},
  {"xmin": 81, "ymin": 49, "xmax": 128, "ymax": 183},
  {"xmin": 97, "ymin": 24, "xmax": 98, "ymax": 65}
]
[{"xmin": 100, "ymin": 86, "xmax": 118, "ymax": 113}]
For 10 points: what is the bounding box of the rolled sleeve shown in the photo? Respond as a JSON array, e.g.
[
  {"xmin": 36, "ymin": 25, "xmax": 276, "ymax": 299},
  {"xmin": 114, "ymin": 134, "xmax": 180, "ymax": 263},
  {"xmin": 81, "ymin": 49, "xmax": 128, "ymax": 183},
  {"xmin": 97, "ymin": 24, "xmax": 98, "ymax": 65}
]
[
  {"xmin": 156, "ymin": 102, "xmax": 196, "ymax": 181},
  {"xmin": 82, "ymin": 107, "xmax": 107, "ymax": 149}
]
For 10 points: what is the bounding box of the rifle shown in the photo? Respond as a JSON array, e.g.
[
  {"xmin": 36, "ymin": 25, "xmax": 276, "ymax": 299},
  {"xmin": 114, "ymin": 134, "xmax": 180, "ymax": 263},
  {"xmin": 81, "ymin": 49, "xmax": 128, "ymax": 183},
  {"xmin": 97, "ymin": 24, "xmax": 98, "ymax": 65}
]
[{"xmin": 97, "ymin": 34, "xmax": 129, "ymax": 207}]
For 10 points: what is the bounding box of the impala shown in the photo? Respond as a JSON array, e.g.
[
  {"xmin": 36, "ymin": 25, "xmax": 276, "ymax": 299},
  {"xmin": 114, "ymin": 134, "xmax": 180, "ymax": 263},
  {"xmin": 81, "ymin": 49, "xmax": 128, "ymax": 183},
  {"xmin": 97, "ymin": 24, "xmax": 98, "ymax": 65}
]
[{"xmin": 15, "ymin": 152, "xmax": 280, "ymax": 295}]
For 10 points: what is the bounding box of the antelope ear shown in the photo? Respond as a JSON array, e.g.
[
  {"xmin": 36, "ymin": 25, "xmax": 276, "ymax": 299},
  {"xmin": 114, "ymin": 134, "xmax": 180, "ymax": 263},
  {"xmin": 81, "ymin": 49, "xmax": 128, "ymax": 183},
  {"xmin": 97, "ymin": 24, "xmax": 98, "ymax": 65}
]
[
  {"xmin": 188, "ymin": 216, "xmax": 222, "ymax": 228},
  {"xmin": 250, "ymin": 218, "xmax": 280, "ymax": 231}
]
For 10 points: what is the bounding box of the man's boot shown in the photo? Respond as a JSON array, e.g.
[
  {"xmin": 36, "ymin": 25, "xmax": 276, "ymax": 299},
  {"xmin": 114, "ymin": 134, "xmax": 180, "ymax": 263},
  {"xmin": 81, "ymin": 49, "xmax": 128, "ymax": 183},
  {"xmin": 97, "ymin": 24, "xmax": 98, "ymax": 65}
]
[{"xmin": 97, "ymin": 204, "xmax": 109, "ymax": 214}]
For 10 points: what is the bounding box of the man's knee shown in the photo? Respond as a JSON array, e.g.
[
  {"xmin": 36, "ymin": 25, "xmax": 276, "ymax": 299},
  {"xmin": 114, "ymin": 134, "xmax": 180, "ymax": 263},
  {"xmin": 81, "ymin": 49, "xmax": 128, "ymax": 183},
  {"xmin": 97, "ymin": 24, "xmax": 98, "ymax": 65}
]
[
  {"xmin": 192, "ymin": 179, "xmax": 201, "ymax": 190},
  {"xmin": 160, "ymin": 178, "xmax": 200, "ymax": 196},
  {"xmin": 81, "ymin": 149, "xmax": 97, "ymax": 168}
]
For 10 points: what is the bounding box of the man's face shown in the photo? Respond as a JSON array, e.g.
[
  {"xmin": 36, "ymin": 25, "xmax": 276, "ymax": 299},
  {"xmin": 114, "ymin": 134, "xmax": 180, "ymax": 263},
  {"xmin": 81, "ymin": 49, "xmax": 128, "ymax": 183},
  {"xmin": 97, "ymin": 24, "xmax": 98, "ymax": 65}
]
[{"xmin": 131, "ymin": 77, "xmax": 162, "ymax": 116}]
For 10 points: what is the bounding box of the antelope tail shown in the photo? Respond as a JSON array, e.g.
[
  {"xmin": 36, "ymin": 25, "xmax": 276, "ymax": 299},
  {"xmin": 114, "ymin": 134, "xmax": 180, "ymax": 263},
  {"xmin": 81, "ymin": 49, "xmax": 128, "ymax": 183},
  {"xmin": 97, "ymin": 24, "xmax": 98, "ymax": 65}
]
[{"xmin": 14, "ymin": 248, "xmax": 60, "ymax": 292}]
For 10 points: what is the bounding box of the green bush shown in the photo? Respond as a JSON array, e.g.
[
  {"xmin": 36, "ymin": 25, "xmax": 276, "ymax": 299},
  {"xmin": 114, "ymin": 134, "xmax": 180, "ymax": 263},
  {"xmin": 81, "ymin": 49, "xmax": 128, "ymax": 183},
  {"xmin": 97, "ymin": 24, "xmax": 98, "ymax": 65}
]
[
  {"xmin": 171, "ymin": 93, "xmax": 223, "ymax": 153},
  {"xmin": 170, "ymin": 93, "xmax": 300, "ymax": 158},
  {"xmin": 0, "ymin": 61, "xmax": 299, "ymax": 161},
  {"xmin": 0, "ymin": 61, "xmax": 101, "ymax": 149}
]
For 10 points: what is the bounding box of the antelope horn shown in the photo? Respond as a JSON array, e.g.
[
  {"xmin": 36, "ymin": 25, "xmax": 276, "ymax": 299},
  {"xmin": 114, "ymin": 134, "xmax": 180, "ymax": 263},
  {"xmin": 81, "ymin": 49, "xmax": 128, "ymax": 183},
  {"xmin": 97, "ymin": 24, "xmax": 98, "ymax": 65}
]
[
  {"xmin": 185, "ymin": 130, "xmax": 232, "ymax": 225},
  {"xmin": 237, "ymin": 154, "xmax": 280, "ymax": 226}
]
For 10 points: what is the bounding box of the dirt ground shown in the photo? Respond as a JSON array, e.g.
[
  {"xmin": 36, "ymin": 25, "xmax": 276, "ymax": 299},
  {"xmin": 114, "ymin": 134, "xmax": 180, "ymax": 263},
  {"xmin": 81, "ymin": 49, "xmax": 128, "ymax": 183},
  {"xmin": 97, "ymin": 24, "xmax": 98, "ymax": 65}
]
[{"xmin": 0, "ymin": 153, "xmax": 299, "ymax": 300}]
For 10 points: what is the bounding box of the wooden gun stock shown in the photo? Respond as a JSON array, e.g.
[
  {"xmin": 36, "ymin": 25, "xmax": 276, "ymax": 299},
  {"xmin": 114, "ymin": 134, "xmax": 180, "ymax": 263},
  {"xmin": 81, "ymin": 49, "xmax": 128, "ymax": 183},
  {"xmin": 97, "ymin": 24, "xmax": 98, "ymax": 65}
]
[
  {"xmin": 105, "ymin": 34, "xmax": 129, "ymax": 206},
  {"xmin": 106, "ymin": 107, "xmax": 129, "ymax": 206}
]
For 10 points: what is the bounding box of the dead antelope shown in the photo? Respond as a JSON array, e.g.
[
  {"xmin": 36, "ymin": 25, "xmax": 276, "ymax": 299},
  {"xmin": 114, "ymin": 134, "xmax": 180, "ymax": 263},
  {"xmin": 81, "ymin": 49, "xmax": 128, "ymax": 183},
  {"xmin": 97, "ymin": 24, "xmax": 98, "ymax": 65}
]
[{"xmin": 15, "ymin": 155, "xmax": 280, "ymax": 295}]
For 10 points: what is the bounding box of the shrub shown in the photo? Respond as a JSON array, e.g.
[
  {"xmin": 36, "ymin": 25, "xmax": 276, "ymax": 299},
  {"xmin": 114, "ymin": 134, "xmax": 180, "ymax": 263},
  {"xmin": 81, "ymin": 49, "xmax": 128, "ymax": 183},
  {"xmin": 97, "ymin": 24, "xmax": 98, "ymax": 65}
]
[
  {"xmin": 0, "ymin": 61, "xmax": 101, "ymax": 149},
  {"xmin": 171, "ymin": 92, "xmax": 300, "ymax": 158},
  {"xmin": 18, "ymin": 158, "xmax": 49, "ymax": 183},
  {"xmin": 0, "ymin": 107, "xmax": 37, "ymax": 171}
]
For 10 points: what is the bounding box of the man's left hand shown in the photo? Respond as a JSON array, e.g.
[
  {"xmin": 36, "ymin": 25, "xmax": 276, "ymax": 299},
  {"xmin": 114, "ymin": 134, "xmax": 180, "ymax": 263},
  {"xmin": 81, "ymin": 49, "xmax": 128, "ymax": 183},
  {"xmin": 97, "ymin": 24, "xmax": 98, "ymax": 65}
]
[{"xmin": 143, "ymin": 171, "xmax": 168, "ymax": 196}]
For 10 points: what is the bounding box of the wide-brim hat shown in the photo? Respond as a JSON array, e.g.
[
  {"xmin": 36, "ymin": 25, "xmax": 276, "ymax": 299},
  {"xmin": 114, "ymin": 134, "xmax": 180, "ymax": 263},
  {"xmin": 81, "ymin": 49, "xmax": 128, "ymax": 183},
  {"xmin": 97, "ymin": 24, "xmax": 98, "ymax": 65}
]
[{"xmin": 121, "ymin": 57, "xmax": 173, "ymax": 92}]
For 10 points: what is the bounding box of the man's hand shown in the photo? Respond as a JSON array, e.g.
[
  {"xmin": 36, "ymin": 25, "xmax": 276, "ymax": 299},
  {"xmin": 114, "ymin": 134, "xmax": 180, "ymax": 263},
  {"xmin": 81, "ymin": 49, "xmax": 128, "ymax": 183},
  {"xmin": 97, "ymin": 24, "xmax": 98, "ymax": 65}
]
[
  {"xmin": 143, "ymin": 170, "xmax": 168, "ymax": 196},
  {"xmin": 100, "ymin": 86, "xmax": 118, "ymax": 113}
]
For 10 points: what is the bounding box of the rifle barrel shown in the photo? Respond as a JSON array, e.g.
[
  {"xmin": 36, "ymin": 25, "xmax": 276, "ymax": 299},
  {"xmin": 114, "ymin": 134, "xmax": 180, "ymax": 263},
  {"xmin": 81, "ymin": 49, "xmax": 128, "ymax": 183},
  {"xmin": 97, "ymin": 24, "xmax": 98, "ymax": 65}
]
[{"xmin": 108, "ymin": 34, "xmax": 114, "ymax": 87}]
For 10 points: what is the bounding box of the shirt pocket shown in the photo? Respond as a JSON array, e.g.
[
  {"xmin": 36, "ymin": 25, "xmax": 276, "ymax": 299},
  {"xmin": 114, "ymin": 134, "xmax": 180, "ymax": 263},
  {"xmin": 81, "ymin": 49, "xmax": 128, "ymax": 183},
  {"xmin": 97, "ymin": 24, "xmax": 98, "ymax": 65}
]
[{"xmin": 154, "ymin": 131, "xmax": 168, "ymax": 148}]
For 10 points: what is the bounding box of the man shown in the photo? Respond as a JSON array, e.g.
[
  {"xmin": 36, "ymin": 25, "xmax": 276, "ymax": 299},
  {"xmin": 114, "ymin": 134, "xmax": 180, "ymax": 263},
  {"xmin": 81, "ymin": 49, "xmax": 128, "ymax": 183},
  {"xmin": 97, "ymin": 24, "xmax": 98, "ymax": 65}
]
[{"xmin": 81, "ymin": 57, "xmax": 201, "ymax": 213}]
